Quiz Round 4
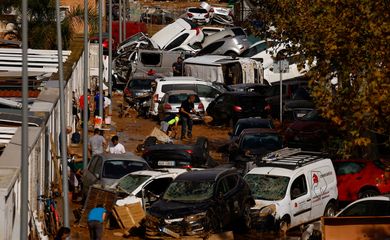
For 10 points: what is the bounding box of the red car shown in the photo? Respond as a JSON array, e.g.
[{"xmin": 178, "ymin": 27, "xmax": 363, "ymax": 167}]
[{"xmin": 334, "ymin": 159, "xmax": 390, "ymax": 202}]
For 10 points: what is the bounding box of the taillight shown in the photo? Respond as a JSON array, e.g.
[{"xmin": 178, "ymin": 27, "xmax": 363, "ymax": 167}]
[
  {"xmin": 185, "ymin": 149, "xmax": 193, "ymax": 154},
  {"xmin": 265, "ymin": 103, "xmax": 272, "ymax": 111},
  {"xmin": 228, "ymin": 11, "xmax": 233, "ymax": 17},
  {"xmin": 163, "ymin": 103, "xmax": 172, "ymax": 110},
  {"xmin": 209, "ymin": 8, "xmax": 214, "ymax": 13},
  {"xmin": 182, "ymin": 165, "xmax": 193, "ymax": 169},
  {"xmin": 233, "ymin": 105, "xmax": 242, "ymax": 112},
  {"xmin": 124, "ymin": 87, "xmax": 131, "ymax": 96},
  {"xmin": 198, "ymin": 103, "xmax": 204, "ymax": 110},
  {"xmin": 153, "ymin": 94, "xmax": 159, "ymax": 103},
  {"xmin": 102, "ymin": 41, "xmax": 108, "ymax": 48},
  {"xmin": 195, "ymin": 27, "xmax": 200, "ymax": 36},
  {"xmin": 187, "ymin": 13, "xmax": 193, "ymax": 18},
  {"xmin": 205, "ymin": 13, "xmax": 209, "ymax": 18}
]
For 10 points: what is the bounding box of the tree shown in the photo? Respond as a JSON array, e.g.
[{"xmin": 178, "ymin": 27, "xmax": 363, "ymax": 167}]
[
  {"xmin": 1, "ymin": 0, "xmax": 98, "ymax": 49},
  {"xmin": 245, "ymin": 0, "xmax": 390, "ymax": 158}
]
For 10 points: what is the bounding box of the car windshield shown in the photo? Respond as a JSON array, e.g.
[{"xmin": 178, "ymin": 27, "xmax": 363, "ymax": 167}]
[
  {"xmin": 244, "ymin": 174, "xmax": 290, "ymax": 200},
  {"xmin": 233, "ymin": 121, "xmax": 272, "ymax": 136},
  {"xmin": 129, "ymin": 79, "xmax": 153, "ymax": 89},
  {"xmin": 163, "ymin": 180, "xmax": 214, "ymax": 202},
  {"xmin": 240, "ymin": 134, "xmax": 281, "ymax": 150},
  {"xmin": 117, "ymin": 174, "xmax": 151, "ymax": 194},
  {"xmin": 241, "ymin": 42, "xmax": 269, "ymax": 57}
]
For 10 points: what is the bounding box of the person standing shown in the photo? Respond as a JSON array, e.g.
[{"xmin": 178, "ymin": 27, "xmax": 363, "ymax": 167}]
[
  {"xmin": 179, "ymin": 95, "xmax": 197, "ymax": 140},
  {"xmin": 94, "ymin": 87, "xmax": 105, "ymax": 117},
  {"xmin": 172, "ymin": 56, "xmax": 184, "ymax": 76},
  {"xmin": 87, "ymin": 204, "xmax": 106, "ymax": 240},
  {"xmin": 88, "ymin": 128, "xmax": 107, "ymax": 156},
  {"xmin": 107, "ymin": 135, "xmax": 126, "ymax": 154},
  {"xmin": 79, "ymin": 89, "xmax": 91, "ymax": 124}
]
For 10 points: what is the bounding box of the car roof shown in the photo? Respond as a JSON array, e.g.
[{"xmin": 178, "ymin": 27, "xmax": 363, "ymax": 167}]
[
  {"xmin": 174, "ymin": 168, "xmax": 237, "ymax": 182},
  {"xmin": 337, "ymin": 195, "xmax": 390, "ymax": 216},
  {"xmin": 157, "ymin": 76, "xmax": 203, "ymax": 82},
  {"xmin": 164, "ymin": 90, "xmax": 198, "ymax": 95},
  {"xmin": 240, "ymin": 128, "xmax": 278, "ymax": 135},
  {"xmin": 236, "ymin": 118, "xmax": 272, "ymax": 124},
  {"xmin": 98, "ymin": 153, "xmax": 147, "ymax": 162},
  {"xmin": 247, "ymin": 166, "xmax": 293, "ymax": 177},
  {"xmin": 128, "ymin": 168, "xmax": 189, "ymax": 177}
]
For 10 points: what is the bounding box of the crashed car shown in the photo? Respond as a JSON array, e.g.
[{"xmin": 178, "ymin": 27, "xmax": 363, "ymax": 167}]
[
  {"xmin": 111, "ymin": 168, "xmax": 191, "ymax": 208},
  {"xmin": 142, "ymin": 137, "xmax": 212, "ymax": 168},
  {"xmin": 145, "ymin": 168, "xmax": 255, "ymax": 239},
  {"xmin": 210, "ymin": 7, "xmax": 234, "ymax": 25}
]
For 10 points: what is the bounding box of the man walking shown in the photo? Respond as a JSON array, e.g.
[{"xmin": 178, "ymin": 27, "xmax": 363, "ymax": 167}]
[
  {"xmin": 87, "ymin": 204, "xmax": 106, "ymax": 240},
  {"xmin": 179, "ymin": 95, "xmax": 197, "ymax": 140},
  {"xmin": 88, "ymin": 128, "xmax": 107, "ymax": 157}
]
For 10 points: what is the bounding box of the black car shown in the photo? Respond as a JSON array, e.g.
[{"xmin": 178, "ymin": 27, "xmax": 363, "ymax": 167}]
[
  {"xmin": 142, "ymin": 137, "xmax": 211, "ymax": 168},
  {"xmin": 123, "ymin": 76, "xmax": 156, "ymax": 106},
  {"xmin": 229, "ymin": 128, "xmax": 283, "ymax": 173},
  {"xmin": 145, "ymin": 168, "xmax": 255, "ymax": 238},
  {"xmin": 206, "ymin": 92, "xmax": 266, "ymax": 126},
  {"xmin": 229, "ymin": 117, "xmax": 274, "ymax": 142}
]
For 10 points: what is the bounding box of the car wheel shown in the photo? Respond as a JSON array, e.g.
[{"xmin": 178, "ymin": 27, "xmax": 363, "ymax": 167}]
[
  {"xmin": 358, "ymin": 189, "xmax": 379, "ymax": 199},
  {"xmin": 240, "ymin": 202, "xmax": 252, "ymax": 232},
  {"xmin": 196, "ymin": 137, "xmax": 209, "ymax": 163},
  {"xmin": 144, "ymin": 136, "xmax": 157, "ymax": 147},
  {"xmin": 279, "ymin": 216, "xmax": 290, "ymax": 233},
  {"xmin": 323, "ymin": 201, "xmax": 337, "ymax": 217},
  {"xmin": 225, "ymin": 51, "xmax": 238, "ymax": 58}
]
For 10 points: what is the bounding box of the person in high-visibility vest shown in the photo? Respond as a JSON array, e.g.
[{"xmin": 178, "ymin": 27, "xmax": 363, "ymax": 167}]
[{"xmin": 160, "ymin": 113, "xmax": 180, "ymax": 139}]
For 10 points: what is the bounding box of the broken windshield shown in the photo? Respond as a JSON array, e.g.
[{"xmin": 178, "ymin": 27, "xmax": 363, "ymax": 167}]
[
  {"xmin": 117, "ymin": 174, "xmax": 151, "ymax": 194},
  {"xmin": 244, "ymin": 174, "xmax": 290, "ymax": 201},
  {"xmin": 163, "ymin": 180, "xmax": 214, "ymax": 202}
]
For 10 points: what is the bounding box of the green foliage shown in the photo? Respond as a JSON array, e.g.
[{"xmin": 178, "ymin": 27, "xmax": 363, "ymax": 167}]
[{"xmin": 247, "ymin": 0, "xmax": 390, "ymax": 158}]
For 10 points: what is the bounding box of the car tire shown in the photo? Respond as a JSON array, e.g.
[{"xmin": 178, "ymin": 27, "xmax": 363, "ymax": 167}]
[
  {"xmin": 144, "ymin": 136, "xmax": 157, "ymax": 147},
  {"xmin": 239, "ymin": 202, "xmax": 252, "ymax": 232},
  {"xmin": 358, "ymin": 189, "xmax": 379, "ymax": 199},
  {"xmin": 195, "ymin": 137, "xmax": 209, "ymax": 163},
  {"xmin": 323, "ymin": 201, "xmax": 337, "ymax": 217},
  {"xmin": 279, "ymin": 216, "xmax": 290, "ymax": 233}
]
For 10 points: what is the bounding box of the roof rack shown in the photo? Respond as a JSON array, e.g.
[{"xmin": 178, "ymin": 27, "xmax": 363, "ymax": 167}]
[{"xmin": 259, "ymin": 148, "xmax": 326, "ymax": 170}]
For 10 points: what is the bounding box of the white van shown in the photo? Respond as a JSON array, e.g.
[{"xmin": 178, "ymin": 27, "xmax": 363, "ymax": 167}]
[
  {"xmin": 150, "ymin": 76, "xmax": 227, "ymax": 117},
  {"xmin": 244, "ymin": 148, "xmax": 338, "ymax": 231}
]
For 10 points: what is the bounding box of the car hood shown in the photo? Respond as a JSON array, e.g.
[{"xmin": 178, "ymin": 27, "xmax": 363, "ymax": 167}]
[{"xmin": 149, "ymin": 199, "xmax": 212, "ymax": 219}]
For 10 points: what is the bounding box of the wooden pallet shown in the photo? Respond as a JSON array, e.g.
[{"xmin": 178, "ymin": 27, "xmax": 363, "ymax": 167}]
[{"xmin": 112, "ymin": 202, "xmax": 145, "ymax": 234}]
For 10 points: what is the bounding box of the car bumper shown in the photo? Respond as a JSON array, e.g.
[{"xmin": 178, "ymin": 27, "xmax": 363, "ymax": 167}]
[{"xmin": 145, "ymin": 215, "xmax": 209, "ymax": 239}]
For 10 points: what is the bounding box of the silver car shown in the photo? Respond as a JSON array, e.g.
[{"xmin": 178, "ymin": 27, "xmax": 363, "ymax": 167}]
[
  {"xmin": 157, "ymin": 90, "xmax": 205, "ymax": 121},
  {"xmin": 82, "ymin": 153, "xmax": 150, "ymax": 198},
  {"xmin": 196, "ymin": 35, "xmax": 250, "ymax": 57}
]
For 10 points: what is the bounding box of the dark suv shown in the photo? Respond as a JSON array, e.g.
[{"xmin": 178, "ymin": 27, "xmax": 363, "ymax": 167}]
[
  {"xmin": 145, "ymin": 168, "xmax": 255, "ymax": 238},
  {"xmin": 206, "ymin": 92, "xmax": 266, "ymax": 126},
  {"xmin": 123, "ymin": 76, "xmax": 156, "ymax": 106}
]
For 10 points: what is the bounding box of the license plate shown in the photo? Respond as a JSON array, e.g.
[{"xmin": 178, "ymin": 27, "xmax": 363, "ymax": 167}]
[
  {"xmin": 161, "ymin": 227, "xmax": 180, "ymax": 238},
  {"xmin": 157, "ymin": 161, "xmax": 175, "ymax": 166}
]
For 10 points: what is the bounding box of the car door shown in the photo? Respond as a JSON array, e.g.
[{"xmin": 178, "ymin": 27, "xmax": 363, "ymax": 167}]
[
  {"xmin": 210, "ymin": 95, "xmax": 230, "ymax": 121},
  {"xmin": 289, "ymin": 173, "xmax": 312, "ymax": 227},
  {"xmin": 137, "ymin": 177, "xmax": 174, "ymax": 208},
  {"xmin": 215, "ymin": 176, "xmax": 231, "ymax": 227},
  {"xmin": 82, "ymin": 155, "xmax": 103, "ymax": 195}
]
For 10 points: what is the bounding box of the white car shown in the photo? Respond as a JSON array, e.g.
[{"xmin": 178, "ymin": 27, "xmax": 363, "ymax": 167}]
[
  {"xmin": 244, "ymin": 148, "xmax": 338, "ymax": 231},
  {"xmin": 112, "ymin": 169, "xmax": 192, "ymax": 207},
  {"xmin": 209, "ymin": 7, "xmax": 234, "ymax": 25},
  {"xmin": 151, "ymin": 18, "xmax": 204, "ymax": 51},
  {"xmin": 186, "ymin": 7, "xmax": 210, "ymax": 25},
  {"xmin": 201, "ymin": 27, "xmax": 246, "ymax": 48}
]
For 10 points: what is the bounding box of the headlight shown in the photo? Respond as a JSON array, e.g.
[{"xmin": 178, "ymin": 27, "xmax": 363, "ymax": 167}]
[
  {"xmin": 184, "ymin": 212, "xmax": 207, "ymax": 222},
  {"xmin": 259, "ymin": 204, "xmax": 276, "ymax": 217}
]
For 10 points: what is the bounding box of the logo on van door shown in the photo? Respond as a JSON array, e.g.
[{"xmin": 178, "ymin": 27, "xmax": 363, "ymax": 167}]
[{"xmin": 312, "ymin": 173, "xmax": 319, "ymax": 185}]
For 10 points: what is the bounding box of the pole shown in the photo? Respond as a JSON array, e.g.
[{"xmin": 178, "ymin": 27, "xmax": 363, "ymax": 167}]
[
  {"xmin": 279, "ymin": 60, "xmax": 283, "ymax": 124},
  {"xmin": 123, "ymin": 0, "xmax": 127, "ymax": 40},
  {"xmin": 119, "ymin": 0, "xmax": 122, "ymax": 42},
  {"xmin": 83, "ymin": 0, "xmax": 89, "ymax": 170},
  {"xmin": 109, "ymin": 0, "xmax": 113, "ymax": 116},
  {"xmin": 20, "ymin": 0, "xmax": 29, "ymax": 238},
  {"xmin": 56, "ymin": 0, "xmax": 70, "ymax": 228},
  {"xmin": 99, "ymin": 0, "xmax": 104, "ymax": 118}
]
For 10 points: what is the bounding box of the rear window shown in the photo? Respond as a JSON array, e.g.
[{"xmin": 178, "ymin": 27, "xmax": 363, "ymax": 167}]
[
  {"xmin": 128, "ymin": 79, "xmax": 153, "ymax": 89},
  {"xmin": 188, "ymin": 8, "xmax": 208, "ymax": 13},
  {"xmin": 238, "ymin": 96, "xmax": 264, "ymax": 107},
  {"xmin": 231, "ymin": 28, "xmax": 246, "ymax": 36},
  {"xmin": 102, "ymin": 160, "xmax": 147, "ymax": 179},
  {"xmin": 161, "ymin": 84, "xmax": 196, "ymax": 93},
  {"xmin": 168, "ymin": 94, "xmax": 200, "ymax": 103}
]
